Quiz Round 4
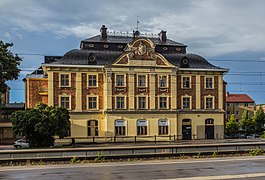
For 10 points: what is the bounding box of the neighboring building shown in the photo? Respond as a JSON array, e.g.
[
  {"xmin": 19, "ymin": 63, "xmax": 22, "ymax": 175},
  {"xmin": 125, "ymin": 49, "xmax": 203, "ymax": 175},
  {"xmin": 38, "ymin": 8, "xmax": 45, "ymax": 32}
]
[
  {"xmin": 226, "ymin": 92, "xmax": 255, "ymax": 122},
  {"xmin": 0, "ymin": 86, "xmax": 25, "ymax": 144},
  {"xmin": 0, "ymin": 86, "xmax": 10, "ymax": 104},
  {"xmin": 25, "ymin": 25, "xmax": 228, "ymax": 140},
  {"xmin": 254, "ymin": 104, "xmax": 265, "ymax": 113}
]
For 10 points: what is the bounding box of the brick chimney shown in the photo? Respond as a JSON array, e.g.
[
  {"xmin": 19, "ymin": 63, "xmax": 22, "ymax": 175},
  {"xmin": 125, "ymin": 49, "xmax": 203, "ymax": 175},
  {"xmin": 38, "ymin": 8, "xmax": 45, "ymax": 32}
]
[
  {"xmin": 158, "ymin": 30, "xmax": 167, "ymax": 42},
  {"xmin": 100, "ymin": 25, "xmax": 107, "ymax": 39}
]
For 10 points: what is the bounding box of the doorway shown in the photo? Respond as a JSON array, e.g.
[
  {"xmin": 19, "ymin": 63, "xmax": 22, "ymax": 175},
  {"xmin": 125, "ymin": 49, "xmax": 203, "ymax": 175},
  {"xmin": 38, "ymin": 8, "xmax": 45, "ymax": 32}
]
[
  {"xmin": 182, "ymin": 119, "xmax": 192, "ymax": 140},
  {"xmin": 205, "ymin": 119, "xmax": 214, "ymax": 139}
]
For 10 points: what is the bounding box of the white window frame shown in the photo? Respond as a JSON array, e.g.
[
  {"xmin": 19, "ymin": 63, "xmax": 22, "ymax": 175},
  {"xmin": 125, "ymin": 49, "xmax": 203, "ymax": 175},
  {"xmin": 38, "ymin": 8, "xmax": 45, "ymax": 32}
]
[
  {"xmin": 115, "ymin": 95, "xmax": 127, "ymax": 109},
  {"xmin": 59, "ymin": 73, "xmax": 71, "ymax": 87},
  {"xmin": 115, "ymin": 74, "xmax": 126, "ymax": 87},
  {"xmin": 115, "ymin": 120, "xmax": 126, "ymax": 136},
  {"xmin": 88, "ymin": 74, "xmax": 98, "ymax": 87},
  {"xmin": 182, "ymin": 96, "xmax": 191, "ymax": 109},
  {"xmin": 205, "ymin": 96, "xmax": 214, "ymax": 109},
  {"xmin": 59, "ymin": 94, "xmax": 71, "ymax": 110},
  {"xmin": 205, "ymin": 76, "xmax": 214, "ymax": 89},
  {"xmin": 87, "ymin": 95, "xmax": 99, "ymax": 110},
  {"xmin": 137, "ymin": 74, "xmax": 147, "ymax": 87},
  {"xmin": 158, "ymin": 75, "xmax": 168, "ymax": 88},
  {"xmin": 158, "ymin": 119, "xmax": 169, "ymax": 135},
  {"xmin": 158, "ymin": 96, "xmax": 169, "ymax": 109},
  {"xmin": 137, "ymin": 119, "xmax": 148, "ymax": 136},
  {"xmin": 182, "ymin": 76, "xmax": 191, "ymax": 89},
  {"xmin": 137, "ymin": 95, "xmax": 148, "ymax": 110}
]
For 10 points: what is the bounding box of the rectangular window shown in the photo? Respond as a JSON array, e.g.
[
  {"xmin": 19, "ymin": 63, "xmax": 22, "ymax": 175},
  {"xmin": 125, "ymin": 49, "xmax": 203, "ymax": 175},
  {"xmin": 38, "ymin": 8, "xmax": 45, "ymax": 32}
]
[
  {"xmin": 205, "ymin": 77, "xmax": 213, "ymax": 89},
  {"xmin": 137, "ymin": 120, "xmax": 147, "ymax": 135},
  {"xmin": 60, "ymin": 74, "xmax": 69, "ymax": 87},
  {"xmin": 158, "ymin": 120, "xmax": 168, "ymax": 135},
  {"xmin": 159, "ymin": 76, "xmax": 167, "ymax": 87},
  {"xmin": 159, "ymin": 97, "xmax": 167, "ymax": 109},
  {"xmin": 88, "ymin": 75, "xmax": 97, "ymax": 87},
  {"xmin": 88, "ymin": 97, "xmax": 97, "ymax": 109},
  {"xmin": 60, "ymin": 96, "xmax": 70, "ymax": 109},
  {"xmin": 116, "ymin": 75, "xmax": 125, "ymax": 87},
  {"xmin": 235, "ymin": 103, "xmax": 239, "ymax": 106},
  {"xmin": 182, "ymin": 77, "xmax": 190, "ymax": 89},
  {"xmin": 226, "ymin": 103, "xmax": 230, "ymax": 107},
  {"xmin": 236, "ymin": 111, "xmax": 239, "ymax": 115},
  {"xmin": 227, "ymin": 111, "xmax": 230, "ymax": 115},
  {"xmin": 206, "ymin": 97, "xmax": 213, "ymax": 109},
  {"xmin": 182, "ymin": 97, "xmax": 190, "ymax": 109},
  {"xmin": 138, "ymin": 97, "xmax": 146, "ymax": 109},
  {"xmin": 244, "ymin": 103, "xmax": 249, "ymax": 107},
  {"xmin": 116, "ymin": 97, "xmax": 125, "ymax": 109},
  {"xmin": 138, "ymin": 75, "xmax": 146, "ymax": 87}
]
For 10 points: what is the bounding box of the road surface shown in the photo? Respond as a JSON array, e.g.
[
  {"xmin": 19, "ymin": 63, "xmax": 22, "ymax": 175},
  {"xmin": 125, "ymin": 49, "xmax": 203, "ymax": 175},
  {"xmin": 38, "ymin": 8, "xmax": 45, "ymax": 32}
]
[{"xmin": 1, "ymin": 156, "xmax": 265, "ymax": 179}]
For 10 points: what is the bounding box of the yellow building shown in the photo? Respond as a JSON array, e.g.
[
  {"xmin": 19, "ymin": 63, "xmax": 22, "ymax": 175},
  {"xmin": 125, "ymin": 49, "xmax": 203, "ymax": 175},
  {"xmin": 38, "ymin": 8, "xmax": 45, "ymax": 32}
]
[{"xmin": 25, "ymin": 25, "xmax": 229, "ymax": 140}]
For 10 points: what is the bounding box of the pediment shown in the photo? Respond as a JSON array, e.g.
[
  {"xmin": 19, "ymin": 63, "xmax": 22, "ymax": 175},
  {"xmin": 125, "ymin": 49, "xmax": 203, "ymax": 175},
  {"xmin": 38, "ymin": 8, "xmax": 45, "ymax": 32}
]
[{"xmin": 113, "ymin": 38, "xmax": 175, "ymax": 68}]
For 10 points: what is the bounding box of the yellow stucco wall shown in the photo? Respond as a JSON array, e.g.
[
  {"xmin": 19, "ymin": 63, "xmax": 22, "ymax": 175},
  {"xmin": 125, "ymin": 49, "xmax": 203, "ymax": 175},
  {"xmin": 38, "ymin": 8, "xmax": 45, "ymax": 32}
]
[
  {"xmin": 69, "ymin": 112, "xmax": 224, "ymax": 139},
  {"xmin": 177, "ymin": 113, "xmax": 224, "ymax": 139}
]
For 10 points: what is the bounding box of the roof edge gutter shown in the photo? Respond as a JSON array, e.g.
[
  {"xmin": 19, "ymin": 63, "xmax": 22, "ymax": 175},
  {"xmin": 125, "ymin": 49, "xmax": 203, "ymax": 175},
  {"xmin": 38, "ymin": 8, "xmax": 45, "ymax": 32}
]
[
  {"xmin": 179, "ymin": 68, "xmax": 229, "ymax": 73},
  {"xmin": 41, "ymin": 64, "xmax": 105, "ymax": 68}
]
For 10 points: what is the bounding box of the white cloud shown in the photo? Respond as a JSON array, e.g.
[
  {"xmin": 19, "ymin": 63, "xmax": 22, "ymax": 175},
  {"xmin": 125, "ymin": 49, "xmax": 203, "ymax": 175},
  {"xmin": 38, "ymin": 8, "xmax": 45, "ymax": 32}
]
[{"xmin": 1, "ymin": 0, "xmax": 265, "ymax": 57}]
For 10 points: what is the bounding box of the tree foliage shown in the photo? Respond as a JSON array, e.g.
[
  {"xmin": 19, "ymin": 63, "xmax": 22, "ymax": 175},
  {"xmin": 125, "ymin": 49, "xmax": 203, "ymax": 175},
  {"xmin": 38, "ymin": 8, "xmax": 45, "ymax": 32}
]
[
  {"xmin": 0, "ymin": 41, "xmax": 22, "ymax": 93},
  {"xmin": 253, "ymin": 105, "xmax": 265, "ymax": 134},
  {"xmin": 225, "ymin": 114, "xmax": 239, "ymax": 135},
  {"xmin": 240, "ymin": 110, "xmax": 255, "ymax": 134},
  {"xmin": 11, "ymin": 104, "xmax": 70, "ymax": 147}
]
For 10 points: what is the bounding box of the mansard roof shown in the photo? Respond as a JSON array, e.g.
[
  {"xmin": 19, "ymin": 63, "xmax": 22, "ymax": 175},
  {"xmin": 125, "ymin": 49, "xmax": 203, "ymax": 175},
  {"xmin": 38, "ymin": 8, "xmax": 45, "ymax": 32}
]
[
  {"xmin": 82, "ymin": 35, "xmax": 186, "ymax": 47},
  {"xmin": 41, "ymin": 26, "xmax": 228, "ymax": 72},
  {"xmin": 53, "ymin": 47, "xmax": 222, "ymax": 70}
]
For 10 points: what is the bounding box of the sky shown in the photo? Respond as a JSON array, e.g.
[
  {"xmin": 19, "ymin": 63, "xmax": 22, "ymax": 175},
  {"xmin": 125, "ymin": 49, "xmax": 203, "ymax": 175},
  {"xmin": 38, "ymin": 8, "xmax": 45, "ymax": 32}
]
[{"xmin": 1, "ymin": 0, "xmax": 265, "ymax": 103}]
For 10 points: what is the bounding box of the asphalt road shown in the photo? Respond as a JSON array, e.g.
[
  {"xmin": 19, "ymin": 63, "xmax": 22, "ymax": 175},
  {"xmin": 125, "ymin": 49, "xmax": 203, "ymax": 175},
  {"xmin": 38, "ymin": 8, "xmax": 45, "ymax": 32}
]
[{"xmin": 1, "ymin": 156, "xmax": 265, "ymax": 180}]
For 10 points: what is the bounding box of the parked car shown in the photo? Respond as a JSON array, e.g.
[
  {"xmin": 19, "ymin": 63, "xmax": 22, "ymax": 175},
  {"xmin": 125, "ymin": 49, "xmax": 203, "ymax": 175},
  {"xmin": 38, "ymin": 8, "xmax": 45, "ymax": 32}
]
[{"xmin": 14, "ymin": 139, "xmax": 29, "ymax": 149}]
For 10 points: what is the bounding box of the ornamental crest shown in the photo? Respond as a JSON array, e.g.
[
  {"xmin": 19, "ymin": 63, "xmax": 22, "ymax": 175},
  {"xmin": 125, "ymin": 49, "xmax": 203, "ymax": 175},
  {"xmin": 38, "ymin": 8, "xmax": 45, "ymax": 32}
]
[{"xmin": 125, "ymin": 39, "xmax": 155, "ymax": 60}]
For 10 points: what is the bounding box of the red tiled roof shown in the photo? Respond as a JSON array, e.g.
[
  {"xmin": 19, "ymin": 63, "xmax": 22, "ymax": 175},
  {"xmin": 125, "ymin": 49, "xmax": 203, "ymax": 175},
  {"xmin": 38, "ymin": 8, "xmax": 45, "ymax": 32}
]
[{"xmin": 226, "ymin": 94, "xmax": 255, "ymax": 103}]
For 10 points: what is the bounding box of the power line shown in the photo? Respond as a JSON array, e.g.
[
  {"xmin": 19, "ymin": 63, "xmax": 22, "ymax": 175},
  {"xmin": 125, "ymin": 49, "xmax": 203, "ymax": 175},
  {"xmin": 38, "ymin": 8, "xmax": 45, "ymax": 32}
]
[{"xmin": 12, "ymin": 52, "xmax": 265, "ymax": 63}]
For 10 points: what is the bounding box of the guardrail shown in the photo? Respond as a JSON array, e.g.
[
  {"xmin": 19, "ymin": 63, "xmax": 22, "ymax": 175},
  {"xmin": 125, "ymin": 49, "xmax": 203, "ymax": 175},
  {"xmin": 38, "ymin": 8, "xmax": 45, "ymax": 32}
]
[
  {"xmin": 56, "ymin": 135, "xmax": 201, "ymax": 145},
  {"xmin": 1, "ymin": 142, "xmax": 265, "ymax": 162}
]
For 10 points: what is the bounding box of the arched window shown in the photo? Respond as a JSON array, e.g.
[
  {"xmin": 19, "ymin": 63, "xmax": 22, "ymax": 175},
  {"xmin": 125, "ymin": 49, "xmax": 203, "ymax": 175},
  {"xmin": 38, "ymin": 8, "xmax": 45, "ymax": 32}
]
[
  {"xmin": 137, "ymin": 119, "xmax": 147, "ymax": 135},
  {"xmin": 87, "ymin": 120, "xmax": 98, "ymax": 136},
  {"xmin": 158, "ymin": 119, "xmax": 168, "ymax": 135},
  {"xmin": 115, "ymin": 120, "xmax": 126, "ymax": 136}
]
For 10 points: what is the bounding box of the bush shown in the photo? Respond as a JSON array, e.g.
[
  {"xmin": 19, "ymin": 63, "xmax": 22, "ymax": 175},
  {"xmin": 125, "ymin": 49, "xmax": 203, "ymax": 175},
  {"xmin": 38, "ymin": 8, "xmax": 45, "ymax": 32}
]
[{"xmin": 249, "ymin": 148, "xmax": 263, "ymax": 156}]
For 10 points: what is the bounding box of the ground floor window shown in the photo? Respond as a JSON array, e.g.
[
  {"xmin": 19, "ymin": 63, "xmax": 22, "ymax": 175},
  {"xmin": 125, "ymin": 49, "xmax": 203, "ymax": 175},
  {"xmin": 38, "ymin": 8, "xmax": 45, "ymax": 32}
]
[
  {"xmin": 158, "ymin": 119, "xmax": 169, "ymax": 135},
  {"xmin": 115, "ymin": 120, "xmax": 126, "ymax": 136},
  {"xmin": 87, "ymin": 120, "xmax": 99, "ymax": 136},
  {"xmin": 137, "ymin": 119, "xmax": 147, "ymax": 135}
]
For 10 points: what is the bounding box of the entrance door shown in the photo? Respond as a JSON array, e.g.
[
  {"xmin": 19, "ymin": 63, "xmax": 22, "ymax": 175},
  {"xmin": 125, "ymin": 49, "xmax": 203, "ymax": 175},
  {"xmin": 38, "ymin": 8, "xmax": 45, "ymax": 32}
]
[
  {"xmin": 182, "ymin": 119, "xmax": 192, "ymax": 140},
  {"xmin": 87, "ymin": 120, "xmax": 98, "ymax": 137},
  {"xmin": 205, "ymin": 119, "xmax": 214, "ymax": 139}
]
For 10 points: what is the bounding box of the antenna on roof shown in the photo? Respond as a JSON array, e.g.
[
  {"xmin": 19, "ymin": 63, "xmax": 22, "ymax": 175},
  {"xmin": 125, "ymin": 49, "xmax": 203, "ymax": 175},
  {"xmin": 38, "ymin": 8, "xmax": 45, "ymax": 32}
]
[{"xmin": 136, "ymin": 16, "xmax": 140, "ymax": 30}]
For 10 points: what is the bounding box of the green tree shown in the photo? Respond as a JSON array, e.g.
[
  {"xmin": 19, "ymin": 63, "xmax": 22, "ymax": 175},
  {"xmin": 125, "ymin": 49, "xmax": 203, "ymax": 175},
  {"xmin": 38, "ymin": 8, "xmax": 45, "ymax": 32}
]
[
  {"xmin": 240, "ymin": 110, "xmax": 255, "ymax": 134},
  {"xmin": 0, "ymin": 41, "xmax": 22, "ymax": 94},
  {"xmin": 225, "ymin": 114, "xmax": 239, "ymax": 135},
  {"xmin": 253, "ymin": 105, "xmax": 265, "ymax": 134},
  {"xmin": 11, "ymin": 104, "xmax": 70, "ymax": 147}
]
